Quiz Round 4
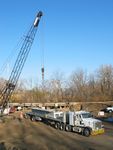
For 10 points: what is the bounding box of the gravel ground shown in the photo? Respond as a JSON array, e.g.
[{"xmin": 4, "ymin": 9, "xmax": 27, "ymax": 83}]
[{"xmin": 0, "ymin": 114, "xmax": 113, "ymax": 150}]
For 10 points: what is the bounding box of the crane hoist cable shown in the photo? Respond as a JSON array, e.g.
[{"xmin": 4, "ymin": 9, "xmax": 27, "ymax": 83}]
[{"xmin": 40, "ymin": 17, "xmax": 45, "ymax": 86}]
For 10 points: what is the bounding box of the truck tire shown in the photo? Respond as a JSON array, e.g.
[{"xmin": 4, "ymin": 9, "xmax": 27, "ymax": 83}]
[
  {"xmin": 31, "ymin": 116, "xmax": 35, "ymax": 122},
  {"xmin": 65, "ymin": 125, "xmax": 72, "ymax": 132},
  {"xmin": 83, "ymin": 128, "xmax": 90, "ymax": 137},
  {"xmin": 109, "ymin": 110, "xmax": 112, "ymax": 113},
  {"xmin": 59, "ymin": 123, "xmax": 65, "ymax": 130},
  {"xmin": 55, "ymin": 122, "xmax": 60, "ymax": 129}
]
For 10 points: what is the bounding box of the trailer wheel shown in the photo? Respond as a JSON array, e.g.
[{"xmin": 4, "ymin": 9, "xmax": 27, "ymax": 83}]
[
  {"xmin": 31, "ymin": 116, "xmax": 35, "ymax": 122},
  {"xmin": 83, "ymin": 128, "xmax": 90, "ymax": 137},
  {"xmin": 59, "ymin": 123, "xmax": 65, "ymax": 130},
  {"xmin": 55, "ymin": 122, "xmax": 60, "ymax": 129},
  {"xmin": 65, "ymin": 125, "xmax": 72, "ymax": 132}
]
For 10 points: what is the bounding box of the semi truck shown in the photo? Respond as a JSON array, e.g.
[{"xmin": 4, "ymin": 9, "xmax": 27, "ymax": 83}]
[{"xmin": 24, "ymin": 108, "xmax": 104, "ymax": 137}]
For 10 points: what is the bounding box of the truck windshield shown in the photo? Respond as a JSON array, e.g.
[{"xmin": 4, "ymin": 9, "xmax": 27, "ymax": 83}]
[{"xmin": 82, "ymin": 113, "xmax": 92, "ymax": 118}]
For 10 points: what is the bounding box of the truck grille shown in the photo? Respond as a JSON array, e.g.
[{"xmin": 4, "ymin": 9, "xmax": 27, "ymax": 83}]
[{"xmin": 95, "ymin": 122, "xmax": 102, "ymax": 129}]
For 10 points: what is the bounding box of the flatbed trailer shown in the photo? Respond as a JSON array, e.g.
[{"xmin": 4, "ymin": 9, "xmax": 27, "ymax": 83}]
[{"xmin": 24, "ymin": 108, "xmax": 104, "ymax": 137}]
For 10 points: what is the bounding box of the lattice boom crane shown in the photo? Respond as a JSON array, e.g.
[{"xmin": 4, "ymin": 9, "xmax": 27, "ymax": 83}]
[{"xmin": 0, "ymin": 11, "xmax": 43, "ymax": 112}]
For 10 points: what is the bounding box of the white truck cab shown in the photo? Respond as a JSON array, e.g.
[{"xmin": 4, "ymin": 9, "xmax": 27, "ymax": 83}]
[
  {"xmin": 66, "ymin": 111, "xmax": 104, "ymax": 136},
  {"xmin": 75, "ymin": 111, "xmax": 102, "ymax": 128}
]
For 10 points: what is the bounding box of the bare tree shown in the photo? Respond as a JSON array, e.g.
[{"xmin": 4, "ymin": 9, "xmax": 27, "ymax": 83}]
[
  {"xmin": 2, "ymin": 65, "xmax": 113, "ymax": 104},
  {"xmin": 47, "ymin": 71, "xmax": 65, "ymax": 102},
  {"xmin": 96, "ymin": 65, "xmax": 113, "ymax": 100},
  {"xmin": 68, "ymin": 69, "xmax": 88, "ymax": 101},
  {"xmin": 101, "ymin": 65, "xmax": 113, "ymax": 91}
]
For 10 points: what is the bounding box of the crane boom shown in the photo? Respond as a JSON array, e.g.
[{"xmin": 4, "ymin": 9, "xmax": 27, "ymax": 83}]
[{"xmin": 0, "ymin": 11, "xmax": 43, "ymax": 111}]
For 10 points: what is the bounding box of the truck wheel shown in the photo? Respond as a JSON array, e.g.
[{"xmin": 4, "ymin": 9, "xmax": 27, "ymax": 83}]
[
  {"xmin": 55, "ymin": 122, "xmax": 60, "ymax": 129},
  {"xmin": 109, "ymin": 110, "xmax": 112, "ymax": 113},
  {"xmin": 31, "ymin": 116, "xmax": 35, "ymax": 122},
  {"xmin": 59, "ymin": 123, "xmax": 65, "ymax": 130},
  {"xmin": 83, "ymin": 128, "xmax": 90, "ymax": 137},
  {"xmin": 65, "ymin": 125, "xmax": 71, "ymax": 132}
]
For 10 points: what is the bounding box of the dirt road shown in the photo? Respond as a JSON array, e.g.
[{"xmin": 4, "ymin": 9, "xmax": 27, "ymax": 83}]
[{"xmin": 0, "ymin": 117, "xmax": 113, "ymax": 150}]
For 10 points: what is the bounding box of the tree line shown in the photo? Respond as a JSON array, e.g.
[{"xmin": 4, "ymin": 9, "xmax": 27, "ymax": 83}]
[{"xmin": 0, "ymin": 65, "xmax": 113, "ymax": 103}]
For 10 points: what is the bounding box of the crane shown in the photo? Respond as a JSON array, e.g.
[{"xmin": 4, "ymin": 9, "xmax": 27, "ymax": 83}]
[{"xmin": 0, "ymin": 11, "xmax": 43, "ymax": 113}]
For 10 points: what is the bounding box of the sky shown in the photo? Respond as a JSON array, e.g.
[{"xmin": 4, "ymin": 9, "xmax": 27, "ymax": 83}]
[{"xmin": 0, "ymin": 0, "xmax": 113, "ymax": 82}]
